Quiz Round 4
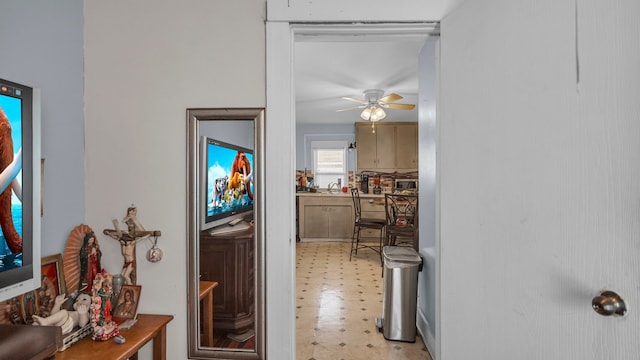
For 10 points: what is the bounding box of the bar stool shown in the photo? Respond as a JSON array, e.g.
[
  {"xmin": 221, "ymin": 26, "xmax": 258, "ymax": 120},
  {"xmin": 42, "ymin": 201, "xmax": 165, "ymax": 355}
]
[
  {"xmin": 350, "ymin": 188, "xmax": 386, "ymax": 264},
  {"xmin": 384, "ymin": 192, "xmax": 418, "ymax": 251}
]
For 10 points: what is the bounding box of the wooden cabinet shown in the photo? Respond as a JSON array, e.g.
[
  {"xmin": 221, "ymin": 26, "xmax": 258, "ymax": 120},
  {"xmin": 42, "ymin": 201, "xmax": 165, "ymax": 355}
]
[
  {"xmin": 298, "ymin": 195, "xmax": 353, "ymax": 240},
  {"xmin": 394, "ymin": 124, "xmax": 419, "ymax": 169},
  {"xmin": 355, "ymin": 122, "xmax": 418, "ymax": 172},
  {"xmin": 199, "ymin": 228, "xmax": 254, "ymax": 334}
]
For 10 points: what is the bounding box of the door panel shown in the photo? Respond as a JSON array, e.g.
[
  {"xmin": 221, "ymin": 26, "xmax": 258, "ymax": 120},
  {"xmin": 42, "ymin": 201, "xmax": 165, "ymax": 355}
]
[{"xmin": 440, "ymin": 1, "xmax": 640, "ymax": 359}]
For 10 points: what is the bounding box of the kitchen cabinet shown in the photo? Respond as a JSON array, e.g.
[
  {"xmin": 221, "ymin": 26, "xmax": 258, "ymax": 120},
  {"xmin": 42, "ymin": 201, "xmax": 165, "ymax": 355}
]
[
  {"xmin": 298, "ymin": 195, "xmax": 353, "ymax": 240},
  {"xmin": 355, "ymin": 122, "xmax": 418, "ymax": 172}
]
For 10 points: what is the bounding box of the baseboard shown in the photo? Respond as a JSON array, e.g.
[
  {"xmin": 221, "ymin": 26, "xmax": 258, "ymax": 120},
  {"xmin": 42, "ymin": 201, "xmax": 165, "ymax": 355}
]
[{"xmin": 417, "ymin": 307, "xmax": 436, "ymax": 359}]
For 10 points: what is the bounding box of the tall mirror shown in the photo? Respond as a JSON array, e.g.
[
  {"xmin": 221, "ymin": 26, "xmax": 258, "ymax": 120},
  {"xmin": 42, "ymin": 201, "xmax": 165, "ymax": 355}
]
[{"xmin": 187, "ymin": 108, "xmax": 265, "ymax": 359}]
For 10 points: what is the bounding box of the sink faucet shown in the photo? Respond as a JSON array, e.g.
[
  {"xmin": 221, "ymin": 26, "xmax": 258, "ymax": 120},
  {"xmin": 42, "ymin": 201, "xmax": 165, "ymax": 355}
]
[
  {"xmin": 327, "ymin": 182, "xmax": 339, "ymax": 193},
  {"xmin": 327, "ymin": 178, "xmax": 342, "ymax": 193}
]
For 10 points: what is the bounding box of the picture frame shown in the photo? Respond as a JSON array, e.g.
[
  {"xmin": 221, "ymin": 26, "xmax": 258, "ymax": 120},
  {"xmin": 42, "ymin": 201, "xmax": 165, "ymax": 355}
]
[
  {"xmin": 41, "ymin": 253, "xmax": 65, "ymax": 297},
  {"xmin": 0, "ymin": 253, "xmax": 66, "ymax": 324},
  {"xmin": 113, "ymin": 284, "xmax": 141, "ymax": 322}
]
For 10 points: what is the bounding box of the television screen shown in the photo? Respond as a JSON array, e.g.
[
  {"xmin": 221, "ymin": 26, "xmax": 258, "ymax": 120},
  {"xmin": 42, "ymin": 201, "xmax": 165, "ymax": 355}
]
[
  {"xmin": 0, "ymin": 78, "xmax": 40, "ymax": 301},
  {"xmin": 202, "ymin": 137, "xmax": 254, "ymax": 232}
]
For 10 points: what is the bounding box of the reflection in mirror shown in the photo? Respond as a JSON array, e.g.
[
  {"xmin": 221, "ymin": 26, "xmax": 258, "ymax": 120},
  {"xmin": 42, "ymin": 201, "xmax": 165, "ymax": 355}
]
[{"xmin": 187, "ymin": 109, "xmax": 264, "ymax": 359}]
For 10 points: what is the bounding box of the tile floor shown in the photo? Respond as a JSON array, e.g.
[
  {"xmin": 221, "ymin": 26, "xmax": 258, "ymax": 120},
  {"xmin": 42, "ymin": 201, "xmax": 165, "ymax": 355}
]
[{"xmin": 296, "ymin": 241, "xmax": 432, "ymax": 360}]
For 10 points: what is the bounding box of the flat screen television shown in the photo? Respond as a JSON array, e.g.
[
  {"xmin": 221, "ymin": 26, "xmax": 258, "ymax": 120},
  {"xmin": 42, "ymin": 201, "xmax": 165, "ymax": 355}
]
[
  {"xmin": 0, "ymin": 78, "xmax": 41, "ymax": 302},
  {"xmin": 200, "ymin": 136, "xmax": 254, "ymax": 235}
]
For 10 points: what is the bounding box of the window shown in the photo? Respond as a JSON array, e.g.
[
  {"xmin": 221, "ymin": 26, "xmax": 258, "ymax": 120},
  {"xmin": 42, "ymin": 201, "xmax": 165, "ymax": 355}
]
[{"xmin": 311, "ymin": 141, "xmax": 347, "ymax": 188}]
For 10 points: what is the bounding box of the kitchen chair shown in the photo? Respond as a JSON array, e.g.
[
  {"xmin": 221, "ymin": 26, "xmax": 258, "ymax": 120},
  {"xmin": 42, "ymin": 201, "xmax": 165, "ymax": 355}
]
[
  {"xmin": 384, "ymin": 193, "xmax": 419, "ymax": 251},
  {"xmin": 350, "ymin": 188, "xmax": 386, "ymax": 264}
]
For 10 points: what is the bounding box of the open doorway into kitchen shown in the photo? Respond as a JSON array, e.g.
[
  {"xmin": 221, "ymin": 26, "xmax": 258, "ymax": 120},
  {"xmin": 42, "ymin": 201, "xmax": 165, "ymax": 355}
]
[{"xmin": 287, "ymin": 23, "xmax": 439, "ymax": 359}]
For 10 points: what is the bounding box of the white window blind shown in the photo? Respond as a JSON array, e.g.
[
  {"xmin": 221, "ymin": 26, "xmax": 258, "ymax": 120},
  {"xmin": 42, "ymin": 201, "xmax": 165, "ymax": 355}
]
[{"xmin": 311, "ymin": 141, "xmax": 347, "ymax": 188}]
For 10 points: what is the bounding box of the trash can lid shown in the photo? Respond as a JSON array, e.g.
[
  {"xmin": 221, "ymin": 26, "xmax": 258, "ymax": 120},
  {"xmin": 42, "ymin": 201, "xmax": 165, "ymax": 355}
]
[{"xmin": 383, "ymin": 246, "xmax": 422, "ymax": 263}]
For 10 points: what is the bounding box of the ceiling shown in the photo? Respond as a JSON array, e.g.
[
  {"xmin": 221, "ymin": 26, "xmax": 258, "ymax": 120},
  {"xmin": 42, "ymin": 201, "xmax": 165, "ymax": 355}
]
[{"xmin": 294, "ymin": 35, "xmax": 430, "ymax": 125}]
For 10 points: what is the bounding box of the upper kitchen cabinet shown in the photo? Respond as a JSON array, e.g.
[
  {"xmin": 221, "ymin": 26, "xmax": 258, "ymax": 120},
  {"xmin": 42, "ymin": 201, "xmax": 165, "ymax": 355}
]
[{"xmin": 355, "ymin": 122, "xmax": 418, "ymax": 173}]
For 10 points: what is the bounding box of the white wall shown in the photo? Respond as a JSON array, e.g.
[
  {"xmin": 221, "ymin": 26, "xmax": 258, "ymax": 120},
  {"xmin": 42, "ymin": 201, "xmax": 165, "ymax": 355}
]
[
  {"xmin": 0, "ymin": 1, "xmax": 85, "ymax": 257},
  {"xmin": 440, "ymin": 0, "xmax": 640, "ymax": 358},
  {"xmin": 417, "ymin": 37, "xmax": 438, "ymax": 355},
  {"xmin": 83, "ymin": 1, "xmax": 265, "ymax": 358}
]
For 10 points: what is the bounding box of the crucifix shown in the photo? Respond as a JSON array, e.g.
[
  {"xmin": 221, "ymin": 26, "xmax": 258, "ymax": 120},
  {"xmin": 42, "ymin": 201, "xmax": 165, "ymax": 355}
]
[{"xmin": 103, "ymin": 205, "xmax": 161, "ymax": 285}]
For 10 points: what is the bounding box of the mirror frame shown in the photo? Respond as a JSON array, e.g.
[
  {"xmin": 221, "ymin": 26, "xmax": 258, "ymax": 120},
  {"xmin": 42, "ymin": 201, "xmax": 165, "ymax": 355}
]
[{"xmin": 187, "ymin": 108, "xmax": 265, "ymax": 359}]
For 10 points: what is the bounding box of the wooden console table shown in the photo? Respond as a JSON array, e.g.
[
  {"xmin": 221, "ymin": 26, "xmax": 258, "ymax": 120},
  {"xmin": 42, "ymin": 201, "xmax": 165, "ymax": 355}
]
[
  {"xmin": 199, "ymin": 280, "xmax": 218, "ymax": 347},
  {"xmin": 57, "ymin": 314, "xmax": 173, "ymax": 360}
]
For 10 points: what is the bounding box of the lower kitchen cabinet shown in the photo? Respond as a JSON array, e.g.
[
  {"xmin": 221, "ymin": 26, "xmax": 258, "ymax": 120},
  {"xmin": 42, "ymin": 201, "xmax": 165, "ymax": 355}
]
[{"xmin": 298, "ymin": 195, "xmax": 354, "ymax": 240}]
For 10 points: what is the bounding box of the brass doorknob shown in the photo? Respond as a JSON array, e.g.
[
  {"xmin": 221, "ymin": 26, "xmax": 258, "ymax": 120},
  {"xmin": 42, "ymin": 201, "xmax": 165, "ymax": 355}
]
[{"xmin": 592, "ymin": 290, "xmax": 627, "ymax": 316}]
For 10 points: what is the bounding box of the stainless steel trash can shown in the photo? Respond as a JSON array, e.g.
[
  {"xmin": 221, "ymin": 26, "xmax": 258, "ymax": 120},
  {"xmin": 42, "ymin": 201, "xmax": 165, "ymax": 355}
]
[{"xmin": 378, "ymin": 246, "xmax": 422, "ymax": 342}]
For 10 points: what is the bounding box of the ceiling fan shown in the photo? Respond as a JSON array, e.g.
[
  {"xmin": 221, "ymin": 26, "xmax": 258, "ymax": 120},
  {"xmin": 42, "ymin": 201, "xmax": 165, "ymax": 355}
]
[{"xmin": 337, "ymin": 89, "xmax": 416, "ymax": 122}]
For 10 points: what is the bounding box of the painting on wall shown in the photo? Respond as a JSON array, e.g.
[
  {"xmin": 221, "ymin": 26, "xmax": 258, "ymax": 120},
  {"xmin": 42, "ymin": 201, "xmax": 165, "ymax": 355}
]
[{"xmin": 0, "ymin": 253, "xmax": 66, "ymax": 324}]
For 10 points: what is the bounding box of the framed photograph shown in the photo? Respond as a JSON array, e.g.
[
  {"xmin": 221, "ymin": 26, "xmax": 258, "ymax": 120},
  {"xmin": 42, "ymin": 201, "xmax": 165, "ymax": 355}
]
[
  {"xmin": 41, "ymin": 253, "xmax": 65, "ymax": 296},
  {"xmin": 113, "ymin": 284, "xmax": 141, "ymax": 322}
]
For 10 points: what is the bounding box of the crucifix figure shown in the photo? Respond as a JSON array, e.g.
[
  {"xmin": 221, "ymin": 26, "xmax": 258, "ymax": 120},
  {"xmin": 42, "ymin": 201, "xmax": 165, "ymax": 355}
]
[{"xmin": 103, "ymin": 205, "xmax": 161, "ymax": 285}]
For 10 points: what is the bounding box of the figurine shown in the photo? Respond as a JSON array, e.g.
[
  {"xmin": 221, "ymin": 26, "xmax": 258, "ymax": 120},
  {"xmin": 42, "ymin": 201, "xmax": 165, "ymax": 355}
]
[
  {"xmin": 78, "ymin": 231, "xmax": 101, "ymax": 292},
  {"xmin": 32, "ymin": 293, "xmax": 92, "ymax": 335},
  {"xmin": 103, "ymin": 205, "xmax": 161, "ymax": 285},
  {"xmin": 90, "ymin": 272, "xmax": 119, "ymax": 341}
]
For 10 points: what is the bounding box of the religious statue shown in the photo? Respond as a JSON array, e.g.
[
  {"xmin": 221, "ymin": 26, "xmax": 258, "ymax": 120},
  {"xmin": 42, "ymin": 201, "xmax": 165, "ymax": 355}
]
[
  {"xmin": 103, "ymin": 205, "xmax": 161, "ymax": 285},
  {"xmin": 78, "ymin": 231, "xmax": 101, "ymax": 292},
  {"xmin": 90, "ymin": 272, "xmax": 119, "ymax": 341}
]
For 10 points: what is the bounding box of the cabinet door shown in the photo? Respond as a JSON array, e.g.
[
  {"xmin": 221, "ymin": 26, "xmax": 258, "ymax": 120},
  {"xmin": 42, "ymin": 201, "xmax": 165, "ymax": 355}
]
[
  {"xmin": 200, "ymin": 240, "xmax": 232, "ymax": 314},
  {"xmin": 356, "ymin": 124, "xmax": 377, "ymax": 169},
  {"xmin": 303, "ymin": 205, "xmax": 329, "ymax": 238},
  {"xmin": 327, "ymin": 205, "xmax": 353, "ymax": 238},
  {"xmin": 395, "ymin": 124, "xmax": 418, "ymax": 170},
  {"xmin": 375, "ymin": 125, "xmax": 396, "ymax": 169}
]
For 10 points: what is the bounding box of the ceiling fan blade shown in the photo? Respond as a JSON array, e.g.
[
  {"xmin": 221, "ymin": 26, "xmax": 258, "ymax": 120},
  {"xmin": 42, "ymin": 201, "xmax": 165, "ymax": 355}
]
[
  {"xmin": 383, "ymin": 103, "xmax": 416, "ymax": 110},
  {"xmin": 378, "ymin": 93, "xmax": 403, "ymax": 103},
  {"xmin": 336, "ymin": 105, "xmax": 366, "ymax": 112},
  {"xmin": 341, "ymin": 96, "xmax": 367, "ymax": 104}
]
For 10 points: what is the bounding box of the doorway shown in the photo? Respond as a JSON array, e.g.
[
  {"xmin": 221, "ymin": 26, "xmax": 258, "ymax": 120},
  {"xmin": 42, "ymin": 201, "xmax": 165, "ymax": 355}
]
[{"xmin": 266, "ymin": 22, "xmax": 439, "ymax": 358}]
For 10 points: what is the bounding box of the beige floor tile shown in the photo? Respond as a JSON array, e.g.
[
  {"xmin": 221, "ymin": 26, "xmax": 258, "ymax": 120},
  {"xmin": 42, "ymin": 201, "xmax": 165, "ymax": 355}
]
[{"xmin": 296, "ymin": 241, "xmax": 431, "ymax": 360}]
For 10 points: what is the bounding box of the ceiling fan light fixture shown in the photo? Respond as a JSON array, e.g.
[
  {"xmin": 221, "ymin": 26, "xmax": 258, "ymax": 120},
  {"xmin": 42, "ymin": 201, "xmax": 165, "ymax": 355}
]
[
  {"xmin": 339, "ymin": 89, "xmax": 411, "ymax": 122},
  {"xmin": 360, "ymin": 105, "xmax": 386, "ymax": 122}
]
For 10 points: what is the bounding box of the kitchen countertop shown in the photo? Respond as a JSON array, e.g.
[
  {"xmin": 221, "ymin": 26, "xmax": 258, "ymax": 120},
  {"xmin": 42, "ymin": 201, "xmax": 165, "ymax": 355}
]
[{"xmin": 296, "ymin": 190, "xmax": 385, "ymax": 198}]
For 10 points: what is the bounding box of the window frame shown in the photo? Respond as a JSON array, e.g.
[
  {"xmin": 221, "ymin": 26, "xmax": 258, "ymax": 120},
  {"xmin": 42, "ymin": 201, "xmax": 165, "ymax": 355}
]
[{"xmin": 311, "ymin": 140, "xmax": 348, "ymax": 188}]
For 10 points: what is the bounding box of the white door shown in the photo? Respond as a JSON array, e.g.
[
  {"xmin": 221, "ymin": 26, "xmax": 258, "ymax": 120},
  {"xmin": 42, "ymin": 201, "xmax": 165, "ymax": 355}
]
[{"xmin": 438, "ymin": 1, "xmax": 640, "ymax": 359}]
